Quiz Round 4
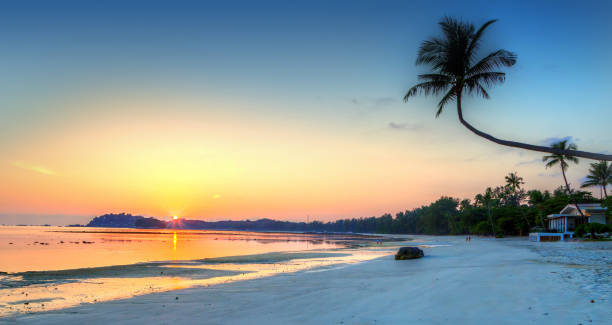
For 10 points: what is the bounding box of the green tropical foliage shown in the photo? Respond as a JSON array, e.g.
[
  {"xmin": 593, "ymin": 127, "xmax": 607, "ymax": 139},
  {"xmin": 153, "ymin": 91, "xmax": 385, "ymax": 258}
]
[
  {"xmin": 298, "ymin": 173, "xmax": 599, "ymax": 236},
  {"xmin": 505, "ymin": 172, "xmax": 524, "ymax": 192},
  {"xmin": 581, "ymin": 161, "xmax": 612, "ymax": 198},
  {"xmin": 543, "ymin": 140, "xmax": 579, "ymax": 190},
  {"xmin": 574, "ymin": 223, "xmax": 611, "ymax": 239},
  {"xmin": 542, "ymin": 140, "xmax": 585, "ymax": 217}
]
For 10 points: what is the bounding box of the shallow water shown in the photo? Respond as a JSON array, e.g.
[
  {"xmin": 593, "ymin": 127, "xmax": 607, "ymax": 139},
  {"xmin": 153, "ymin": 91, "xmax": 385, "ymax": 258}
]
[
  {"xmin": 0, "ymin": 226, "xmax": 350, "ymax": 273},
  {"xmin": 0, "ymin": 226, "xmax": 391, "ymax": 316}
]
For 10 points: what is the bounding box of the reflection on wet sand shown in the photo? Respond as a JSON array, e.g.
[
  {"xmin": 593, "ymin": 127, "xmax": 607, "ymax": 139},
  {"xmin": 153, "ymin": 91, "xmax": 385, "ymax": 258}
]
[
  {"xmin": 0, "ymin": 226, "xmax": 396, "ymax": 317},
  {"xmin": 0, "ymin": 250, "xmax": 389, "ymax": 316}
]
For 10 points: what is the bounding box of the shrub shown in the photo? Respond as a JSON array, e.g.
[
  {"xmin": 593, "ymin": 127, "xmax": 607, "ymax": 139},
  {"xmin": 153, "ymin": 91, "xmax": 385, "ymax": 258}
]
[
  {"xmin": 574, "ymin": 223, "xmax": 611, "ymax": 238},
  {"xmin": 574, "ymin": 224, "xmax": 588, "ymax": 238},
  {"xmin": 473, "ymin": 221, "xmax": 491, "ymax": 235},
  {"xmin": 497, "ymin": 217, "xmax": 515, "ymax": 235},
  {"xmin": 588, "ymin": 223, "xmax": 611, "ymax": 236}
]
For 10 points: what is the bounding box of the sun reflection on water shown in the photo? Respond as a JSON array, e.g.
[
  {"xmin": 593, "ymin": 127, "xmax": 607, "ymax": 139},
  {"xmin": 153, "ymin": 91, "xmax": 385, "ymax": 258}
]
[{"xmin": 173, "ymin": 232, "xmax": 177, "ymax": 251}]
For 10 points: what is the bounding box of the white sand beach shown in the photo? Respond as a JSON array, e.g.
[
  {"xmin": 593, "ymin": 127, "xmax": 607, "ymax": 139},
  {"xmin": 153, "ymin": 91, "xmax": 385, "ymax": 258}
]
[{"xmin": 5, "ymin": 237, "xmax": 611, "ymax": 325}]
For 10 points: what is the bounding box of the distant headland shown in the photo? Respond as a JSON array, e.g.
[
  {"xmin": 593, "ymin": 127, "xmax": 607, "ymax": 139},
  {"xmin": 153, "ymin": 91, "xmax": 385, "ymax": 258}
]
[{"xmin": 83, "ymin": 213, "xmax": 339, "ymax": 232}]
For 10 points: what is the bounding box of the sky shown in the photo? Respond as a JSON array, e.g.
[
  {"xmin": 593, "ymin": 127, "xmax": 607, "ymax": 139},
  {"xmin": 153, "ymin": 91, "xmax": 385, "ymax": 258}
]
[{"xmin": 1, "ymin": 0, "xmax": 611, "ymax": 225}]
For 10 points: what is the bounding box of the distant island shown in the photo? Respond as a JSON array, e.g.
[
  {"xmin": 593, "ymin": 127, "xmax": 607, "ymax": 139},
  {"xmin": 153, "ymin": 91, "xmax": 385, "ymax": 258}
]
[
  {"xmin": 85, "ymin": 213, "xmax": 352, "ymax": 232},
  {"xmin": 86, "ymin": 213, "xmax": 146, "ymax": 228}
]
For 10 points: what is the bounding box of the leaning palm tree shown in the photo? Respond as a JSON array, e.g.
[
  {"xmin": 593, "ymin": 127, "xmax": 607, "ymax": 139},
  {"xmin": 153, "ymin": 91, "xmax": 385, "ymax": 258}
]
[
  {"xmin": 404, "ymin": 17, "xmax": 612, "ymax": 161},
  {"xmin": 543, "ymin": 140, "xmax": 584, "ymax": 217},
  {"xmin": 581, "ymin": 161, "xmax": 612, "ymax": 199}
]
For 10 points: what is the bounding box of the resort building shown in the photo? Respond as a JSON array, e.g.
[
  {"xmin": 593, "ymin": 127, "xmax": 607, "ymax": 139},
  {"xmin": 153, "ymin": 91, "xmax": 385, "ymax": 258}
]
[{"xmin": 530, "ymin": 203, "xmax": 608, "ymax": 242}]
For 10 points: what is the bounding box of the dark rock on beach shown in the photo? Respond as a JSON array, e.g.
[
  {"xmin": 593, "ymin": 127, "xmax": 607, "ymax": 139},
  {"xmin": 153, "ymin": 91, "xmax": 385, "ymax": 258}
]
[{"xmin": 394, "ymin": 247, "xmax": 424, "ymax": 260}]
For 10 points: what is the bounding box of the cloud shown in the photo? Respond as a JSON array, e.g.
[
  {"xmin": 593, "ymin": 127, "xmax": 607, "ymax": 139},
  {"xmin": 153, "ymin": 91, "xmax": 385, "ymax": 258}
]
[
  {"xmin": 515, "ymin": 158, "xmax": 541, "ymax": 166},
  {"xmin": 537, "ymin": 172, "xmax": 561, "ymax": 178},
  {"xmin": 350, "ymin": 97, "xmax": 397, "ymax": 108},
  {"xmin": 541, "ymin": 136, "xmax": 577, "ymax": 147},
  {"xmin": 12, "ymin": 161, "xmax": 56, "ymax": 175},
  {"xmin": 388, "ymin": 122, "xmax": 423, "ymax": 131}
]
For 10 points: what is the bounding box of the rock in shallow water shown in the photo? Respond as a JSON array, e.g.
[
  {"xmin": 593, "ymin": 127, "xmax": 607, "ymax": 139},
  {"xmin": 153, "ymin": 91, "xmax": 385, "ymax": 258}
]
[{"xmin": 394, "ymin": 247, "xmax": 424, "ymax": 260}]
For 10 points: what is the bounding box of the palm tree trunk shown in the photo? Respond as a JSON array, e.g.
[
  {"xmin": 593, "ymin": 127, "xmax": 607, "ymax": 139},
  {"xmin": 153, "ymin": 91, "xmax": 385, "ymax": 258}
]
[
  {"xmin": 454, "ymin": 92, "xmax": 612, "ymax": 161},
  {"xmin": 518, "ymin": 205, "xmax": 531, "ymax": 229},
  {"xmin": 604, "ymin": 185, "xmax": 608, "ymax": 199},
  {"xmin": 561, "ymin": 167, "xmax": 586, "ymax": 218}
]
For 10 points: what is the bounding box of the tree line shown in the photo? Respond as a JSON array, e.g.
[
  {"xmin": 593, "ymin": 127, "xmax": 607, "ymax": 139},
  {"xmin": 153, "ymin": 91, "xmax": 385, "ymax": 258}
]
[
  {"xmin": 87, "ymin": 156, "xmax": 611, "ymax": 236},
  {"xmin": 304, "ymin": 171, "xmax": 610, "ymax": 236}
]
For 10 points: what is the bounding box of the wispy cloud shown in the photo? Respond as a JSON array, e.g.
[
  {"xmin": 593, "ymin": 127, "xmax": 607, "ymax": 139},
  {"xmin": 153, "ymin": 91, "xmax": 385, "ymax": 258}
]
[
  {"xmin": 388, "ymin": 122, "xmax": 423, "ymax": 131},
  {"xmin": 12, "ymin": 161, "xmax": 56, "ymax": 175},
  {"xmin": 537, "ymin": 172, "xmax": 561, "ymax": 178},
  {"xmin": 541, "ymin": 136, "xmax": 577, "ymax": 147},
  {"xmin": 515, "ymin": 158, "xmax": 541, "ymax": 166}
]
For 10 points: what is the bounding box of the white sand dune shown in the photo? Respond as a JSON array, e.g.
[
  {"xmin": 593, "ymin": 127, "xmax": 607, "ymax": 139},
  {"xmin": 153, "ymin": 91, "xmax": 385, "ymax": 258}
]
[{"xmin": 6, "ymin": 237, "xmax": 611, "ymax": 324}]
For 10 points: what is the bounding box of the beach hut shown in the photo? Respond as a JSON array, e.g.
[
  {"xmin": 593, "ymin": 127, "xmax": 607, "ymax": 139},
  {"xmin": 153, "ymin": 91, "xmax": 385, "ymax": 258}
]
[{"xmin": 529, "ymin": 203, "xmax": 608, "ymax": 242}]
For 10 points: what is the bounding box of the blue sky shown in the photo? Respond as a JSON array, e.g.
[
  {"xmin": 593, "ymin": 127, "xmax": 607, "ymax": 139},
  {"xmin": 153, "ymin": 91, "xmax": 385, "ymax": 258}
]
[{"xmin": 1, "ymin": 1, "xmax": 611, "ymax": 224}]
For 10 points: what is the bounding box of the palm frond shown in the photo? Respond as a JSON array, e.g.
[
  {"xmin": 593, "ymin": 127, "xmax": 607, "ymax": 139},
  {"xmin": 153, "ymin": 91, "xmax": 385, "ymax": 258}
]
[
  {"xmin": 545, "ymin": 140, "xmax": 579, "ymax": 167},
  {"xmin": 466, "ymin": 19, "xmax": 498, "ymax": 64},
  {"xmin": 405, "ymin": 17, "xmax": 517, "ymax": 121},
  {"xmin": 436, "ymin": 88, "xmax": 456, "ymax": 117},
  {"xmin": 582, "ymin": 161, "xmax": 612, "ymax": 188},
  {"xmin": 581, "ymin": 176, "xmax": 601, "ymax": 188},
  {"xmin": 439, "ymin": 17, "xmax": 471, "ymax": 42},
  {"xmin": 417, "ymin": 73, "xmax": 453, "ymax": 82},
  {"xmin": 566, "ymin": 156, "xmax": 579, "ymax": 164},
  {"xmin": 468, "ymin": 50, "xmax": 516, "ymax": 76},
  {"xmin": 470, "ymin": 82, "xmax": 490, "ymax": 99},
  {"xmin": 465, "ymin": 72, "xmax": 505, "ymax": 87},
  {"xmin": 416, "ymin": 38, "xmax": 447, "ymax": 68},
  {"xmin": 543, "ymin": 156, "xmax": 560, "ymax": 169},
  {"xmin": 403, "ymin": 81, "xmax": 451, "ymax": 102}
]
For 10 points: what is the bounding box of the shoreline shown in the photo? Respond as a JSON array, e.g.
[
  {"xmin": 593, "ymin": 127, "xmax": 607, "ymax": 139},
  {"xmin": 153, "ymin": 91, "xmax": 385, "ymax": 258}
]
[{"xmin": 5, "ymin": 237, "xmax": 611, "ymax": 324}]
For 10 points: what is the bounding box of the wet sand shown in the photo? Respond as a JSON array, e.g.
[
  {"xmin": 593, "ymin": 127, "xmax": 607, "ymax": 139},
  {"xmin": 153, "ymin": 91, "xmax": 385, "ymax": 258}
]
[{"xmin": 6, "ymin": 237, "xmax": 611, "ymax": 324}]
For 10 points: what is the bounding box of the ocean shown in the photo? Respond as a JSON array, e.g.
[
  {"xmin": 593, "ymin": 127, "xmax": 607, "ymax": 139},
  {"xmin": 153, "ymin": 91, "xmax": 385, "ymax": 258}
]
[{"xmin": 0, "ymin": 226, "xmax": 391, "ymax": 316}]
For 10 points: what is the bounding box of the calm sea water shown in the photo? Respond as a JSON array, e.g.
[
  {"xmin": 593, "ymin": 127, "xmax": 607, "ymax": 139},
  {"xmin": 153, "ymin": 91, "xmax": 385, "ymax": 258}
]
[{"xmin": 0, "ymin": 226, "xmax": 391, "ymax": 316}]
